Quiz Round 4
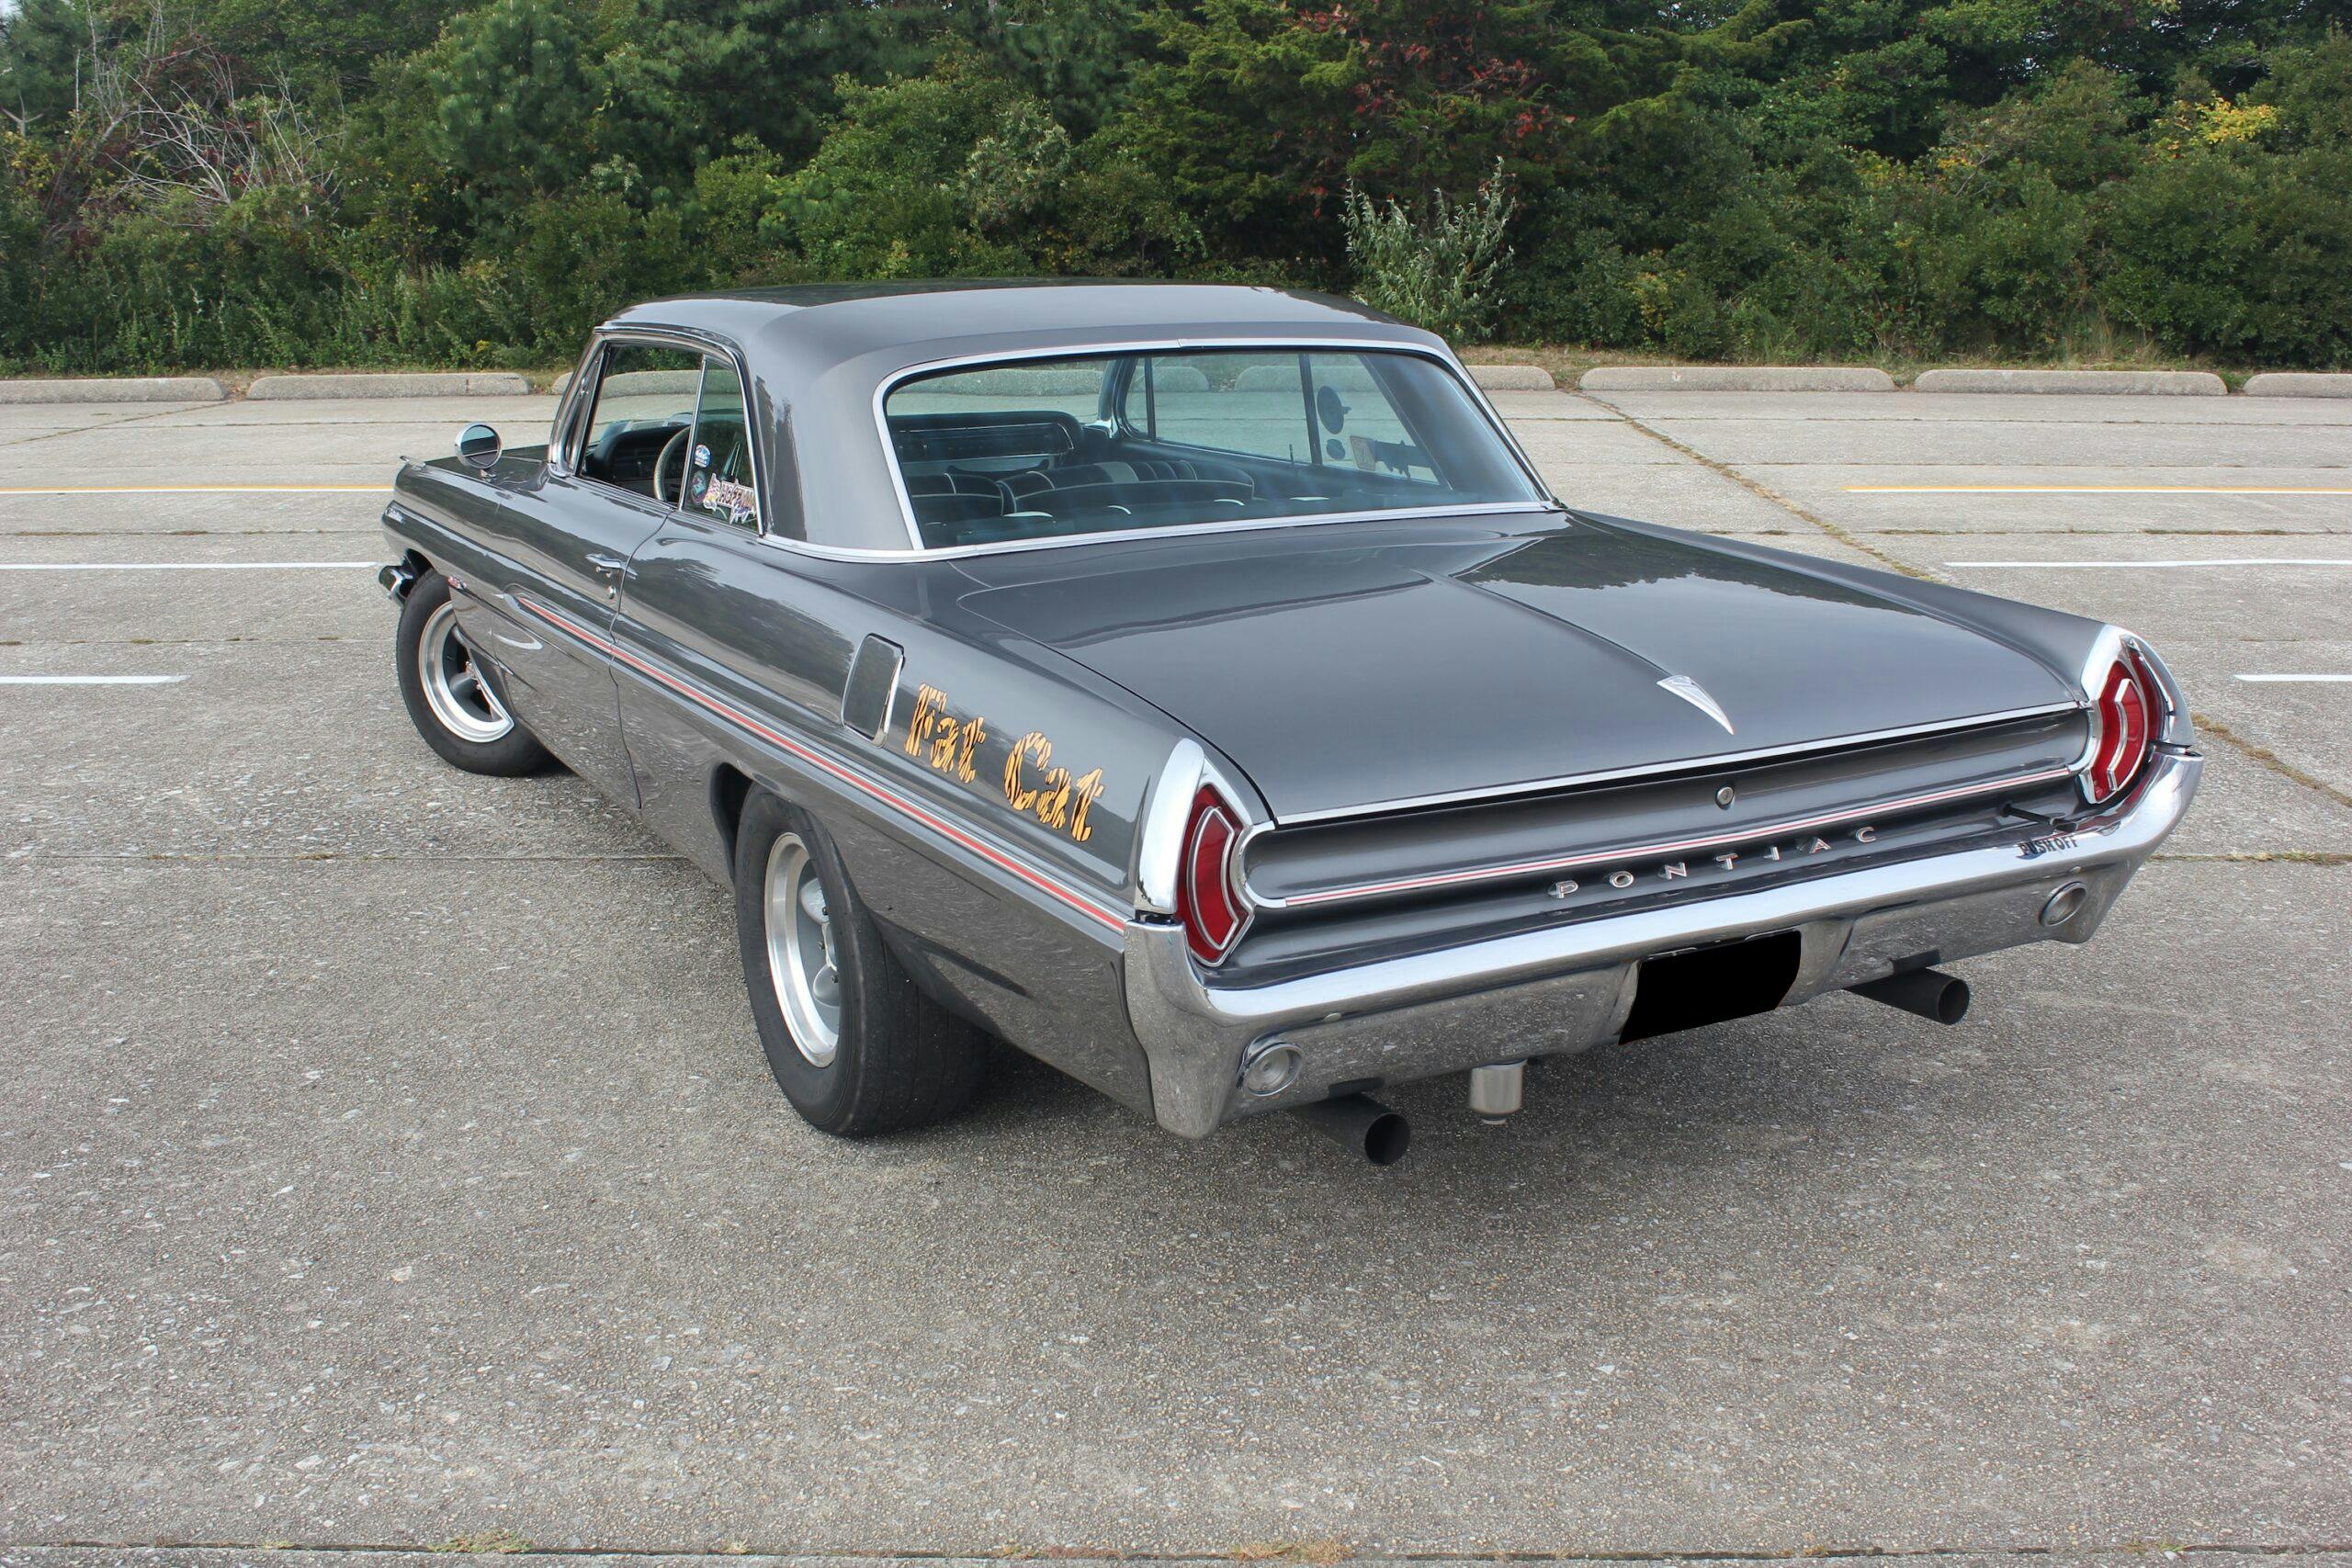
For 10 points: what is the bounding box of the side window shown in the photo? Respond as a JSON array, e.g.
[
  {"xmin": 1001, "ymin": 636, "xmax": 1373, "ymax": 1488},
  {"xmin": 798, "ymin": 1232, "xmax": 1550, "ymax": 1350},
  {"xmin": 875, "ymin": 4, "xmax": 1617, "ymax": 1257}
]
[
  {"xmin": 577, "ymin": 344, "xmax": 702, "ymax": 498},
  {"xmin": 683, "ymin": 355, "xmax": 759, "ymax": 530},
  {"xmin": 1307, "ymin": 355, "xmax": 1442, "ymax": 484},
  {"xmin": 1121, "ymin": 351, "xmax": 1443, "ymax": 481},
  {"xmin": 1123, "ymin": 352, "xmax": 1314, "ymax": 463}
]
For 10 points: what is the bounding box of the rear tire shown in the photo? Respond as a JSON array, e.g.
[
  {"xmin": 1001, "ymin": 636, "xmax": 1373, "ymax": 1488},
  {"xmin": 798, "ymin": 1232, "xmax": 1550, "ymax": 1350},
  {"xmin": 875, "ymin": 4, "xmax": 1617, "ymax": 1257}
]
[
  {"xmin": 395, "ymin": 569, "xmax": 552, "ymax": 776},
  {"xmin": 732, "ymin": 792, "xmax": 986, "ymax": 1135}
]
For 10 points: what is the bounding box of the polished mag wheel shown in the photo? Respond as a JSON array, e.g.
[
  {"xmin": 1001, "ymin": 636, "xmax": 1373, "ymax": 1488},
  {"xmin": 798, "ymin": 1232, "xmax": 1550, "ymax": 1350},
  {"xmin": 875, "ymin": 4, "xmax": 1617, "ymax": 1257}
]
[
  {"xmin": 392, "ymin": 566, "xmax": 553, "ymax": 776},
  {"xmin": 731, "ymin": 794, "xmax": 987, "ymax": 1135},
  {"xmin": 763, "ymin": 832, "xmax": 842, "ymax": 1066},
  {"xmin": 417, "ymin": 598, "xmax": 514, "ymax": 744}
]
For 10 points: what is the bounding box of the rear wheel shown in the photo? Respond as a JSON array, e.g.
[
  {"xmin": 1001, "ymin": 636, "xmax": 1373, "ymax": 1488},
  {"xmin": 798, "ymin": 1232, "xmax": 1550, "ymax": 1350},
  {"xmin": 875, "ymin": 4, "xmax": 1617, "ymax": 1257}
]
[
  {"xmin": 395, "ymin": 568, "xmax": 552, "ymax": 776},
  {"xmin": 732, "ymin": 792, "xmax": 986, "ymax": 1135}
]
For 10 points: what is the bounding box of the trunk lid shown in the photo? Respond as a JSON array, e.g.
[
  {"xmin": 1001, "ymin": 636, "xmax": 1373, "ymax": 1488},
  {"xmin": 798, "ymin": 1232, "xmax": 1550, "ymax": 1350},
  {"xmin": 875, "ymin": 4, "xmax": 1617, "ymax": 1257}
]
[{"xmin": 955, "ymin": 517, "xmax": 2077, "ymax": 821}]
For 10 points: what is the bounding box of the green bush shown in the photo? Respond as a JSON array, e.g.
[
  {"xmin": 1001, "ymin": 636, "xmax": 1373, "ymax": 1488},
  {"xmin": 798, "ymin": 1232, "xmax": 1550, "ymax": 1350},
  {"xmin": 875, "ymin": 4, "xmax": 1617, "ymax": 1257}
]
[
  {"xmin": 1, "ymin": 0, "xmax": 2346, "ymax": 372},
  {"xmin": 1340, "ymin": 162, "xmax": 1515, "ymax": 341}
]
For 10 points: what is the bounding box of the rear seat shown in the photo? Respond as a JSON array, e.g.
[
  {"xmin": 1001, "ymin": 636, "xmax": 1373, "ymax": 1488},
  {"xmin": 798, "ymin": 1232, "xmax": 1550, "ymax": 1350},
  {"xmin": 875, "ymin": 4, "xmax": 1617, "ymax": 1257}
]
[
  {"xmin": 904, "ymin": 471, "xmax": 1012, "ymax": 525},
  {"xmin": 1002, "ymin": 459, "xmax": 1253, "ymax": 517},
  {"xmin": 907, "ymin": 457, "xmax": 1255, "ymax": 531}
]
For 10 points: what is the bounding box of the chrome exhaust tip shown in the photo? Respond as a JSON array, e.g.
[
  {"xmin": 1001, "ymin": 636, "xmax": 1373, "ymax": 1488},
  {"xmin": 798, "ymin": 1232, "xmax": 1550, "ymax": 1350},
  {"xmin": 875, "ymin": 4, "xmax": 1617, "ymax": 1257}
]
[{"xmin": 377, "ymin": 560, "xmax": 419, "ymax": 604}]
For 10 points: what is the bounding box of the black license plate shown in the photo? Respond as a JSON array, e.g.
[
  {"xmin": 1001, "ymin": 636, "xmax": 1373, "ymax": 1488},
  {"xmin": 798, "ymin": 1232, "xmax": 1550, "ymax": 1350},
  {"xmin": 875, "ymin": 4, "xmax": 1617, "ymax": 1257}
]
[{"xmin": 1619, "ymin": 931, "xmax": 1803, "ymax": 1043}]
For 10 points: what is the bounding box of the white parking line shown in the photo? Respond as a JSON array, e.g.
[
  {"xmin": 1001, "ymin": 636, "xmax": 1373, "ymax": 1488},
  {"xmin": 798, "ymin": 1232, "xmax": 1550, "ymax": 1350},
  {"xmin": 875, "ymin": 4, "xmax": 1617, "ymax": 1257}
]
[
  {"xmin": 0, "ymin": 674, "xmax": 186, "ymax": 685},
  {"xmin": 0, "ymin": 485, "xmax": 382, "ymax": 495},
  {"xmin": 2235, "ymin": 673, "xmax": 2352, "ymax": 683},
  {"xmin": 1851, "ymin": 485, "xmax": 2352, "ymax": 495},
  {"xmin": 0, "ymin": 561, "xmax": 376, "ymax": 571},
  {"xmin": 1945, "ymin": 558, "xmax": 2352, "ymax": 570}
]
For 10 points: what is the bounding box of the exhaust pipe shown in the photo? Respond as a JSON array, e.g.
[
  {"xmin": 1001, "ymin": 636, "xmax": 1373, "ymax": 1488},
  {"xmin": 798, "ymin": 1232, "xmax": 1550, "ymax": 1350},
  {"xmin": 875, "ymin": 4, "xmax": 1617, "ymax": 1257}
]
[
  {"xmin": 1851, "ymin": 967, "xmax": 1971, "ymax": 1025},
  {"xmin": 1468, "ymin": 1060, "xmax": 1525, "ymax": 1124},
  {"xmin": 377, "ymin": 559, "xmax": 419, "ymax": 604},
  {"xmin": 1294, "ymin": 1093, "xmax": 1411, "ymax": 1166}
]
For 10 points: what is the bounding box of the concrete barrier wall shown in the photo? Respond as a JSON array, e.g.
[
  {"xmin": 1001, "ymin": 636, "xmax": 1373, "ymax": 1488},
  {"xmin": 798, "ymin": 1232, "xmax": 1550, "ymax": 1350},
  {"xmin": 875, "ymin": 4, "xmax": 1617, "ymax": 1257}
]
[
  {"xmin": 246, "ymin": 371, "xmax": 536, "ymax": 400},
  {"xmin": 1464, "ymin": 364, "xmax": 1555, "ymax": 390},
  {"xmin": 1580, "ymin": 365, "xmax": 1894, "ymax": 392},
  {"xmin": 2243, "ymin": 372, "xmax": 2352, "ymax": 398},
  {"xmin": 11, "ymin": 364, "xmax": 2347, "ymax": 406},
  {"xmin": 1912, "ymin": 367, "xmax": 2226, "ymax": 395},
  {"xmin": 0, "ymin": 377, "xmax": 230, "ymax": 403}
]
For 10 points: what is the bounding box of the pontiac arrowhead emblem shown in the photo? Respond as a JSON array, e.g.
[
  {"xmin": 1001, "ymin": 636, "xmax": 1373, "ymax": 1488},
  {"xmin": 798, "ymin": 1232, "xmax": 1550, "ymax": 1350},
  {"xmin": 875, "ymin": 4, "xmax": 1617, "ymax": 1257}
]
[{"xmin": 1657, "ymin": 674, "xmax": 1735, "ymax": 735}]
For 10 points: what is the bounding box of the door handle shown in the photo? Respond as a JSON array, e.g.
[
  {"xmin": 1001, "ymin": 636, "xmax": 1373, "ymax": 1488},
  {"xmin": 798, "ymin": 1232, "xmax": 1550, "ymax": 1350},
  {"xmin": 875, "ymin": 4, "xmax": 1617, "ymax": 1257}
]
[{"xmin": 586, "ymin": 553, "xmax": 628, "ymax": 574}]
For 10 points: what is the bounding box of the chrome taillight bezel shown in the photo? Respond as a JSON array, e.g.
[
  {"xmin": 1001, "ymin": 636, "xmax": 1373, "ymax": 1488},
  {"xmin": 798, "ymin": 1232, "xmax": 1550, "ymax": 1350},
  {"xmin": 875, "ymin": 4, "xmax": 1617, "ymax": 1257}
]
[{"xmin": 2076, "ymin": 628, "xmax": 2171, "ymax": 807}]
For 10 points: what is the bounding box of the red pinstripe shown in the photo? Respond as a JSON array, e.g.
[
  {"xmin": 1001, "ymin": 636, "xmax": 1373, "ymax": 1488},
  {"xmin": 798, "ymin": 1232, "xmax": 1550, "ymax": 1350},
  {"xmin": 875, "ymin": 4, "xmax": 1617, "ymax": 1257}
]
[{"xmin": 512, "ymin": 595, "xmax": 1130, "ymax": 932}]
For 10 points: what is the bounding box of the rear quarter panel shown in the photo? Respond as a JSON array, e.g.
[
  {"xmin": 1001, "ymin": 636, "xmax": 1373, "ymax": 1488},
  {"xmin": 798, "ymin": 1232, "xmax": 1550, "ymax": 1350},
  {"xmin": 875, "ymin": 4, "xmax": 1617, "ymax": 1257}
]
[{"xmin": 616, "ymin": 532, "xmax": 1190, "ymax": 1116}]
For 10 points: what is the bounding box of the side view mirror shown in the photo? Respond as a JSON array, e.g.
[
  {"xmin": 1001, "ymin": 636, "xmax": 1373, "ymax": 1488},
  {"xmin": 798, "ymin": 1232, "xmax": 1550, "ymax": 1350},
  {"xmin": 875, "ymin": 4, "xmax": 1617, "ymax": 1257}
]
[{"xmin": 455, "ymin": 423, "xmax": 503, "ymax": 471}]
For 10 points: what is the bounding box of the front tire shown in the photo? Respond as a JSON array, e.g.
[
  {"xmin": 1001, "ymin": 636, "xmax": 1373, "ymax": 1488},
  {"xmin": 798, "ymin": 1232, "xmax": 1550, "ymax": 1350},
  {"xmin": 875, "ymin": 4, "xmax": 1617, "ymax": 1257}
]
[
  {"xmin": 395, "ymin": 569, "xmax": 552, "ymax": 776},
  {"xmin": 732, "ymin": 792, "xmax": 986, "ymax": 1135}
]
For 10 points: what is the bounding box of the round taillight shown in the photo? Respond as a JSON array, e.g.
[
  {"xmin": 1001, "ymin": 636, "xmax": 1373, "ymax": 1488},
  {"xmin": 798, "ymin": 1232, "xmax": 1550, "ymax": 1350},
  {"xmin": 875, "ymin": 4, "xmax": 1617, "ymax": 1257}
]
[
  {"xmin": 2086, "ymin": 651, "xmax": 2154, "ymax": 805},
  {"xmin": 1177, "ymin": 786, "xmax": 1250, "ymax": 964}
]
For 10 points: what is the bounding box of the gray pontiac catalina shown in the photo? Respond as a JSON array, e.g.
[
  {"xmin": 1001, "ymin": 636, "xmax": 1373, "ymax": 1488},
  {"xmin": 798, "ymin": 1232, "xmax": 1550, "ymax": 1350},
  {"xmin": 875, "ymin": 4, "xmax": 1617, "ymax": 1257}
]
[{"xmin": 378, "ymin": 281, "xmax": 2199, "ymax": 1163}]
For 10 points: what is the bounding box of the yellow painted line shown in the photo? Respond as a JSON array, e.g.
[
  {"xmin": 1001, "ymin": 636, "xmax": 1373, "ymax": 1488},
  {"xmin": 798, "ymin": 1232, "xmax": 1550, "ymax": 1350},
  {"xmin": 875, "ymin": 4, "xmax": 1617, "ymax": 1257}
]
[
  {"xmin": 1845, "ymin": 484, "xmax": 2352, "ymax": 495},
  {"xmin": 0, "ymin": 484, "xmax": 382, "ymax": 495}
]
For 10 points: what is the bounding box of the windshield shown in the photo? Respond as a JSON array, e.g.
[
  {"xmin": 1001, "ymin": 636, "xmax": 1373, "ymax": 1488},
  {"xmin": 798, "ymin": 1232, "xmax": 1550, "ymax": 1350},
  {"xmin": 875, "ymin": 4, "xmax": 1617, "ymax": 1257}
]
[{"xmin": 882, "ymin": 348, "xmax": 1545, "ymax": 549}]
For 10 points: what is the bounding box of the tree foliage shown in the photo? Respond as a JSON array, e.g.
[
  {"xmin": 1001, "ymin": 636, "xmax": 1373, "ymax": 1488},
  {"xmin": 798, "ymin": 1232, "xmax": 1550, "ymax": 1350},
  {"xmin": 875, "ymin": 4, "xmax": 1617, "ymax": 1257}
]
[{"xmin": 2, "ymin": 0, "xmax": 2346, "ymax": 371}]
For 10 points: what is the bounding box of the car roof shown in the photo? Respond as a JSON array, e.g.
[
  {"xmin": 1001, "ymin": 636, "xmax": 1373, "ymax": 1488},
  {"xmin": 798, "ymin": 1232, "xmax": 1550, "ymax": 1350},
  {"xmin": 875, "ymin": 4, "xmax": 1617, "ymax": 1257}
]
[
  {"xmin": 605, "ymin": 280, "xmax": 1421, "ymax": 359},
  {"xmin": 593, "ymin": 281, "xmax": 1461, "ymax": 553}
]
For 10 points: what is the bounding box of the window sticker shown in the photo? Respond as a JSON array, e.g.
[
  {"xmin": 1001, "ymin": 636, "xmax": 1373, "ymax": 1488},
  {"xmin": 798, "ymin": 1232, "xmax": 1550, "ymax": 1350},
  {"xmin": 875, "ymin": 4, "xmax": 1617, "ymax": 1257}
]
[
  {"xmin": 693, "ymin": 443, "xmax": 711, "ymax": 468},
  {"xmin": 690, "ymin": 473, "xmax": 758, "ymax": 525}
]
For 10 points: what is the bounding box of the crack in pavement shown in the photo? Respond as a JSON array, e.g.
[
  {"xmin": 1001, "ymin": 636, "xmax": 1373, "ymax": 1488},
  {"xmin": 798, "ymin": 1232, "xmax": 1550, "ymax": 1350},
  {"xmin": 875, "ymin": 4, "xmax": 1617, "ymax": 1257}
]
[
  {"xmin": 0, "ymin": 401, "xmax": 215, "ymax": 451},
  {"xmin": 1573, "ymin": 394, "xmax": 1933, "ymax": 581},
  {"xmin": 2151, "ymin": 850, "xmax": 2352, "ymax": 863},
  {"xmin": 2190, "ymin": 713, "xmax": 2352, "ymax": 810}
]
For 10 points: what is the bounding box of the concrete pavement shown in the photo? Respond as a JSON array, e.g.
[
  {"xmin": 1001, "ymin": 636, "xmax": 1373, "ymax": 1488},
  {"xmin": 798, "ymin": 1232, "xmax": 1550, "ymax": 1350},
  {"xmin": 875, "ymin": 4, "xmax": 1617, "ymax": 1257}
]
[{"xmin": 2, "ymin": 385, "xmax": 2347, "ymax": 1560}]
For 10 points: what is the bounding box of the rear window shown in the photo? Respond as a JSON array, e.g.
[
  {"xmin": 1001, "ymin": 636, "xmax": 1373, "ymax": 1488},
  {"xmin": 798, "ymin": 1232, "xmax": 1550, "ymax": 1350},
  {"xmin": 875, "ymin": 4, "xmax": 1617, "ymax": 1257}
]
[{"xmin": 882, "ymin": 348, "xmax": 1544, "ymax": 550}]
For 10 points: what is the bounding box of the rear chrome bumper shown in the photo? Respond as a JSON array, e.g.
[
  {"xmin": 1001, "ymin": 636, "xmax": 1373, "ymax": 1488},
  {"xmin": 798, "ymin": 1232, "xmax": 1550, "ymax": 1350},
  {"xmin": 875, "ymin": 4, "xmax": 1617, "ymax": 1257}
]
[{"xmin": 1123, "ymin": 747, "xmax": 2201, "ymax": 1138}]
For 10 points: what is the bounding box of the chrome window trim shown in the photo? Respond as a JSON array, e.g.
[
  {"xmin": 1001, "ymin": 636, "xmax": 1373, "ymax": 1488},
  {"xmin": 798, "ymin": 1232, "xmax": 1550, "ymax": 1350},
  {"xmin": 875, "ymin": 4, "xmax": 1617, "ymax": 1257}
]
[
  {"xmin": 682, "ymin": 350, "xmax": 763, "ymax": 535},
  {"xmin": 757, "ymin": 500, "xmax": 1559, "ymax": 564},
  {"xmin": 1265, "ymin": 700, "xmax": 2089, "ymax": 827},
  {"xmin": 546, "ymin": 342, "xmax": 599, "ymax": 477},
  {"xmin": 562, "ymin": 326, "xmax": 769, "ymax": 536},
  {"xmin": 868, "ymin": 338, "xmax": 1560, "ymax": 557}
]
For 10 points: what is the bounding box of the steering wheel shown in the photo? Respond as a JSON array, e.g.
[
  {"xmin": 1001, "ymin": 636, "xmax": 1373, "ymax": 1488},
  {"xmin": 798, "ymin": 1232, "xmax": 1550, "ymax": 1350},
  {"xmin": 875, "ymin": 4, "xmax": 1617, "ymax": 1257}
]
[{"xmin": 653, "ymin": 425, "xmax": 693, "ymax": 505}]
